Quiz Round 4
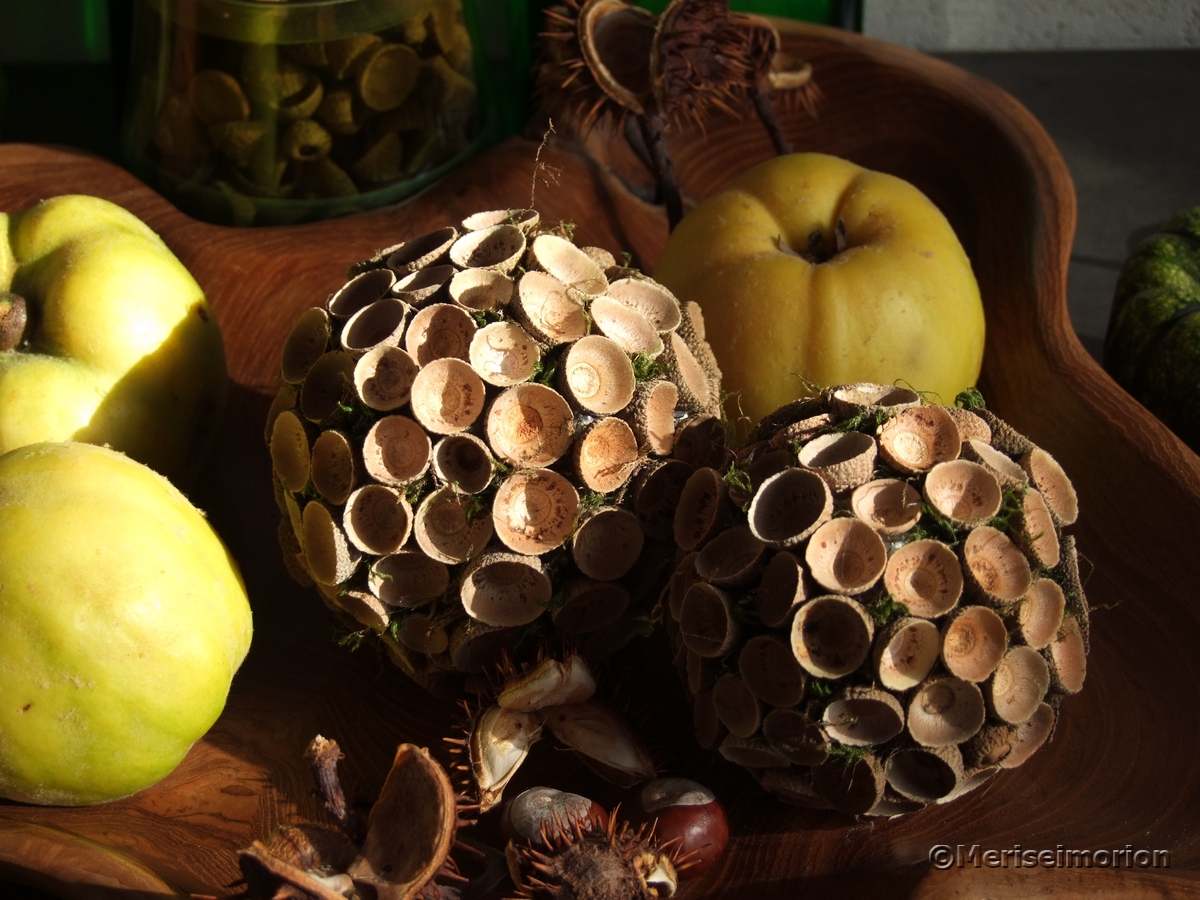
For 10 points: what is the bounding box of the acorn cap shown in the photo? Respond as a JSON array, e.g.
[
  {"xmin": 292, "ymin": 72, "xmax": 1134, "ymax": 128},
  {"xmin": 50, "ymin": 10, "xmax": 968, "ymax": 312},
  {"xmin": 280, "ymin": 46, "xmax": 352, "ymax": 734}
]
[
  {"xmin": 392, "ymin": 264, "xmax": 456, "ymax": 307},
  {"xmin": 560, "ymin": 335, "xmax": 637, "ymax": 415},
  {"xmin": 998, "ymin": 702, "xmax": 1056, "ymax": 769},
  {"xmin": 448, "ymin": 224, "xmax": 527, "ymax": 275},
  {"xmin": 988, "ymin": 645, "xmax": 1051, "ymax": 725},
  {"xmin": 885, "ymin": 745, "xmax": 964, "ymax": 803},
  {"xmin": 1046, "ymin": 614, "xmax": 1087, "ymax": 695},
  {"xmin": 789, "ymin": 595, "xmax": 874, "ymax": 678},
  {"xmin": 825, "ymin": 382, "xmax": 921, "ymax": 418},
  {"xmin": 876, "ymin": 405, "xmax": 962, "ymax": 474},
  {"xmin": 410, "ymin": 358, "xmax": 486, "ymax": 434},
  {"xmin": 370, "ymin": 550, "xmax": 451, "ymax": 607},
  {"xmin": 485, "ymin": 383, "xmax": 575, "ymax": 468},
  {"xmin": 270, "ymin": 409, "xmax": 313, "ymax": 493},
  {"xmin": 746, "ymin": 467, "xmax": 832, "ymax": 549},
  {"xmin": 1020, "ymin": 446, "xmax": 1078, "ymax": 526},
  {"xmin": 945, "ymin": 406, "xmax": 992, "ymax": 444},
  {"xmin": 405, "ymin": 303, "xmax": 477, "ymax": 366},
  {"xmin": 605, "ymin": 276, "xmax": 682, "ymax": 332},
  {"xmin": 940, "ymin": 605, "xmax": 1008, "ymax": 682},
  {"xmin": 718, "ymin": 735, "xmax": 791, "ymax": 769},
  {"xmin": 362, "ymin": 415, "xmax": 431, "ymax": 486},
  {"xmin": 668, "ymin": 552, "xmax": 702, "ymax": 623},
  {"xmin": 492, "ymin": 469, "xmax": 580, "ymax": 555},
  {"xmin": 300, "ymin": 351, "xmax": 357, "ymax": 423},
  {"xmin": 923, "ymin": 459, "xmax": 1002, "ymax": 526},
  {"xmin": 633, "ymin": 459, "xmax": 692, "ymax": 540},
  {"xmin": 589, "ymin": 295, "xmax": 663, "ymax": 357},
  {"xmin": 414, "ymin": 485, "xmax": 495, "ymax": 564},
  {"xmin": 354, "ymin": 345, "xmax": 420, "ymax": 411},
  {"xmin": 679, "ymin": 582, "xmax": 739, "ymax": 658},
  {"xmin": 883, "ymin": 539, "xmax": 963, "ymax": 618},
  {"xmin": 302, "ymin": 500, "xmax": 361, "ymax": 585},
  {"xmin": 571, "ymin": 507, "xmax": 644, "ymax": 580},
  {"xmin": 329, "ymin": 268, "xmax": 395, "ymax": 318},
  {"xmin": 431, "ymin": 433, "xmax": 494, "ymax": 494},
  {"xmin": 692, "ymin": 689, "xmax": 723, "ymax": 751},
  {"xmin": 672, "ymin": 415, "xmax": 727, "ymax": 470},
  {"xmin": 572, "ymin": 416, "xmax": 640, "ymax": 493},
  {"xmin": 961, "ymin": 525, "xmax": 1033, "ymax": 605},
  {"xmin": 756, "ymin": 766, "xmax": 833, "ymax": 808},
  {"xmin": 461, "ymin": 208, "xmax": 540, "ymax": 234},
  {"xmin": 341, "ymin": 297, "xmax": 409, "ymax": 353},
  {"xmin": 755, "ymin": 549, "xmax": 807, "ymax": 628},
  {"xmin": 552, "ymin": 578, "xmax": 631, "ymax": 634},
  {"xmin": 812, "ymin": 754, "xmax": 885, "ymax": 816},
  {"xmin": 695, "ymin": 523, "xmax": 767, "ymax": 588},
  {"xmin": 711, "ymin": 673, "xmax": 762, "ymax": 738},
  {"xmin": 460, "ymin": 551, "xmax": 552, "ymax": 627},
  {"xmin": 797, "ymin": 431, "xmax": 877, "ymax": 494},
  {"xmin": 850, "ymin": 478, "xmax": 922, "ymax": 535},
  {"xmin": 449, "ymin": 267, "xmax": 514, "ymax": 311},
  {"xmin": 343, "ymin": 484, "xmax": 412, "ymax": 556},
  {"xmin": 737, "ymin": 633, "xmax": 806, "ymax": 708},
  {"xmin": 822, "ymin": 686, "xmax": 905, "ymax": 747},
  {"xmin": 281, "ymin": 307, "xmax": 331, "ymax": 383},
  {"xmin": 380, "ymin": 226, "xmax": 457, "ymax": 276},
  {"xmin": 311, "ymin": 429, "xmax": 357, "ymax": 505},
  {"xmin": 961, "ymin": 722, "xmax": 1018, "ymax": 768},
  {"xmin": 873, "ymin": 616, "xmax": 941, "ymax": 691},
  {"xmin": 906, "ymin": 675, "xmax": 985, "ymax": 747},
  {"xmin": 803, "ymin": 517, "xmax": 887, "ymax": 595},
  {"xmin": 659, "ymin": 331, "xmax": 712, "ymax": 414},
  {"xmin": 960, "ymin": 438, "xmax": 1027, "ymax": 487},
  {"xmin": 760, "ymin": 708, "xmax": 829, "ymax": 766},
  {"xmin": 1018, "ymin": 578, "xmax": 1066, "ymax": 649},
  {"xmin": 527, "ymin": 233, "xmax": 608, "ymax": 296},
  {"xmin": 468, "ymin": 321, "xmax": 540, "ymax": 387},
  {"xmin": 620, "ymin": 380, "xmax": 679, "ymax": 456},
  {"xmin": 673, "ymin": 466, "xmax": 726, "ymax": 551},
  {"xmin": 1016, "ymin": 487, "xmax": 1061, "ymax": 569},
  {"xmin": 511, "ymin": 271, "xmax": 589, "ymax": 345}
]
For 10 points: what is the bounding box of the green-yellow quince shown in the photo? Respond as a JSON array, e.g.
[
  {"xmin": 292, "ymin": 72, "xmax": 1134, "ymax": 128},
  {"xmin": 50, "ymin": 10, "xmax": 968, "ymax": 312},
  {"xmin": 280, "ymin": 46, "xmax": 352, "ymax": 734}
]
[
  {"xmin": 0, "ymin": 441, "xmax": 252, "ymax": 805},
  {"xmin": 654, "ymin": 152, "xmax": 985, "ymax": 426},
  {"xmin": 0, "ymin": 195, "xmax": 226, "ymax": 487}
]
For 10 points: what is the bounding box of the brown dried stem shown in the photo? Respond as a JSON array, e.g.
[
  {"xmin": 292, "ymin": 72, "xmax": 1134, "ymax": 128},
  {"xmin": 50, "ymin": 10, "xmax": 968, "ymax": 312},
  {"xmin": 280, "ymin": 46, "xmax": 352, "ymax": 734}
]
[{"xmin": 304, "ymin": 735, "xmax": 365, "ymax": 843}]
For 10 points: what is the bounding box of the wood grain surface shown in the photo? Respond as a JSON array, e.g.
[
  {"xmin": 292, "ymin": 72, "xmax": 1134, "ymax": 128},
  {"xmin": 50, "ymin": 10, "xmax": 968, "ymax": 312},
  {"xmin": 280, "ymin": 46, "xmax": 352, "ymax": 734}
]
[{"xmin": 2, "ymin": 20, "xmax": 1200, "ymax": 900}]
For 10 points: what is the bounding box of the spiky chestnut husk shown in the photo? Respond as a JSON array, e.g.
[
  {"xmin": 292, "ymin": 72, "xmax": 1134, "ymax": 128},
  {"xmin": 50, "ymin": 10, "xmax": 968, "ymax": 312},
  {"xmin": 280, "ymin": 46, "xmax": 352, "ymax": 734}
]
[
  {"xmin": 236, "ymin": 736, "xmax": 487, "ymax": 900},
  {"xmin": 508, "ymin": 812, "xmax": 681, "ymax": 900},
  {"xmin": 267, "ymin": 209, "xmax": 723, "ymax": 701},
  {"xmin": 664, "ymin": 385, "xmax": 1089, "ymax": 815}
]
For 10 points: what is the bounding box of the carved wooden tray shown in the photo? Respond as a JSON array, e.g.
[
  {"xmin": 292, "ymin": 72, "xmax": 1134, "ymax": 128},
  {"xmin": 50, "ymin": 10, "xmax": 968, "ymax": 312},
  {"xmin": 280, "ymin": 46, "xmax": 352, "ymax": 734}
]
[{"xmin": 3, "ymin": 20, "xmax": 1200, "ymax": 900}]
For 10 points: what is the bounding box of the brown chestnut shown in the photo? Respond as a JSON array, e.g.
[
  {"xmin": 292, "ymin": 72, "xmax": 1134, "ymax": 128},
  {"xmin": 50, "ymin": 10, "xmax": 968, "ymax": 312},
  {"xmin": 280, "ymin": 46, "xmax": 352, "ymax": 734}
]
[
  {"xmin": 638, "ymin": 777, "xmax": 729, "ymax": 878},
  {"xmin": 500, "ymin": 786, "xmax": 609, "ymax": 847}
]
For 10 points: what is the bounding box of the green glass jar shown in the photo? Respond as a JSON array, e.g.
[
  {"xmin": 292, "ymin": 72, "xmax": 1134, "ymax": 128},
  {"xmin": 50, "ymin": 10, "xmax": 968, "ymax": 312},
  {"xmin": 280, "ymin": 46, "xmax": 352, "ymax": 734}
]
[{"xmin": 122, "ymin": 0, "xmax": 495, "ymax": 225}]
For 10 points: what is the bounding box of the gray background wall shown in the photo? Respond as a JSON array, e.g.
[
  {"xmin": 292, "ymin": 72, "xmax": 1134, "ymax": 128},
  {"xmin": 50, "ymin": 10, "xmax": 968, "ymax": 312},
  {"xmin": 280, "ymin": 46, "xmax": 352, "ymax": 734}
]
[{"xmin": 864, "ymin": 0, "xmax": 1200, "ymax": 51}]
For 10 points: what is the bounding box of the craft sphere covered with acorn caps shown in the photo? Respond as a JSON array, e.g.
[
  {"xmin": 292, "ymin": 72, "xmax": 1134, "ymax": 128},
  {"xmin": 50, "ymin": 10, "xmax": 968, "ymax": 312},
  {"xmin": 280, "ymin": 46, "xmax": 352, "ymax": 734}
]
[
  {"xmin": 663, "ymin": 383, "xmax": 1088, "ymax": 816},
  {"xmin": 266, "ymin": 208, "xmax": 723, "ymax": 691}
]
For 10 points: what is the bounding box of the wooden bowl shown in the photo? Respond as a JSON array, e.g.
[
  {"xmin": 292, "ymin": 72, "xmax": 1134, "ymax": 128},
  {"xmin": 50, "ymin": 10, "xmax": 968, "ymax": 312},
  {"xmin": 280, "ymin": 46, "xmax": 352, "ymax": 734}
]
[{"xmin": 3, "ymin": 20, "xmax": 1200, "ymax": 899}]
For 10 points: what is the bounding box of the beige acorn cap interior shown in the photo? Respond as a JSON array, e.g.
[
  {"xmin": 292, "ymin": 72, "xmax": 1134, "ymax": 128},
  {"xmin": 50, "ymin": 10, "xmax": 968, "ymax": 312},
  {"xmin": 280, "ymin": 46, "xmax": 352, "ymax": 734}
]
[
  {"xmin": 404, "ymin": 303, "xmax": 477, "ymax": 366},
  {"xmin": 485, "ymin": 383, "xmax": 575, "ymax": 468},
  {"xmin": 804, "ymin": 517, "xmax": 887, "ymax": 595},
  {"xmin": 821, "ymin": 686, "xmax": 905, "ymax": 747},
  {"xmin": 362, "ymin": 415, "xmax": 431, "ymax": 486},
  {"xmin": 414, "ymin": 485, "xmax": 494, "ymax": 564},
  {"xmin": 459, "ymin": 552, "xmax": 552, "ymax": 627},
  {"xmin": 923, "ymin": 459, "xmax": 1003, "ymax": 526},
  {"xmin": 850, "ymin": 478, "xmax": 922, "ymax": 534},
  {"xmin": 940, "ymin": 605, "xmax": 1009, "ymax": 682},
  {"xmin": 906, "ymin": 675, "xmax": 986, "ymax": 747},
  {"xmin": 492, "ymin": 469, "xmax": 580, "ymax": 555},
  {"xmin": 342, "ymin": 484, "xmax": 411, "ymax": 556},
  {"xmin": 354, "ymin": 345, "xmax": 420, "ymax": 411},
  {"xmin": 797, "ymin": 431, "xmax": 877, "ymax": 494},
  {"xmin": 409, "ymin": 357, "xmax": 486, "ymax": 434},
  {"xmin": 876, "ymin": 405, "xmax": 962, "ymax": 474},
  {"xmin": 571, "ymin": 507, "xmax": 644, "ymax": 581},
  {"xmin": 369, "ymin": 550, "xmax": 450, "ymax": 607},
  {"xmin": 883, "ymin": 539, "xmax": 963, "ymax": 618},
  {"xmin": 561, "ymin": 334, "xmax": 637, "ymax": 415},
  {"xmin": 431, "ymin": 433, "xmax": 494, "ymax": 495},
  {"xmin": 873, "ymin": 616, "xmax": 941, "ymax": 691},
  {"xmin": 789, "ymin": 595, "xmax": 874, "ymax": 678},
  {"xmin": 746, "ymin": 467, "xmax": 833, "ymax": 548},
  {"xmin": 987, "ymin": 645, "xmax": 1051, "ymax": 725},
  {"xmin": 738, "ymin": 633, "xmax": 807, "ymax": 708}
]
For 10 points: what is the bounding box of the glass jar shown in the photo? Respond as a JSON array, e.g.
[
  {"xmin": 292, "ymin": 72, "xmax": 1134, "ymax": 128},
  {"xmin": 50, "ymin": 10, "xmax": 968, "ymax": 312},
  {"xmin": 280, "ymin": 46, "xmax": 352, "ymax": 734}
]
[{"xmin": 122, "ymin": 0, "xmax": 493, "ymax": 226}]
